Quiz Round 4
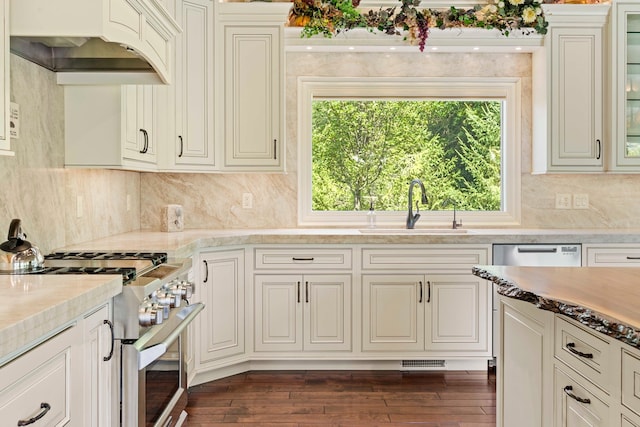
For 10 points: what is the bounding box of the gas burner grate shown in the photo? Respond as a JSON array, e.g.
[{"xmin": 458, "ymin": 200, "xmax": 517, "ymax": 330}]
[
  {"xmin": 45, "ymin": 251, "xmax": 168, "ymax": 266},
  {"xmin": 36, "ymin": 266, "xmax": 137, "ymax": 284}
]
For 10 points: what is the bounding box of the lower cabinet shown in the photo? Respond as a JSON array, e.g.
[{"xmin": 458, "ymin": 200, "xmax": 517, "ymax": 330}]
[
  {"xmin": 0, "ymin": 301, "xmax": 114, "ymax": 426},
  {"xmin": 254, "ymin": 274, "xmax": 351, "ymax": 352},
  {"xmin": 82, "ymin": 302, "xmax": 116, "ymax": 427},
  {"xmin": 362, "ymin": 274, "xmax": 489, "ymax": 354},
  {"xmin": 196, "ymin": 249, "xmax": 245, "ymax": 367},
  {"xmin": 498, "ymin": 296, "xmax": 555, "ymax": 427},
  {"xmin": 0, "ymin": 324, "xmax": 83, "ymax": 426},
  {"xmin": 554, "ymin": 364, "xmax": 610, "ymax": 427},
  {"xmin": 497, "ymin": 295, "xmax": 640, "ymax": 427}
]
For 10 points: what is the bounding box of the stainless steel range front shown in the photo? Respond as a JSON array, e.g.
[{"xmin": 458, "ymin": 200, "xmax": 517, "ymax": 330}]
[{"xmin": 43, "ymin": 252, "xmax": 204, "ymax": 427}]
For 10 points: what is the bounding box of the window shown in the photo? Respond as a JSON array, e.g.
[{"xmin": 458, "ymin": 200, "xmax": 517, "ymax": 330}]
[{"xmin": 298, "ymin": 77, "xmax": 522, "ymax": 227}]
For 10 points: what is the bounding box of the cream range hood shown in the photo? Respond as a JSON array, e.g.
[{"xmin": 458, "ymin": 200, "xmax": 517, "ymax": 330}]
[{"xmin": 9, "ymin": 0, "xmax": 181, "ymax": 85}]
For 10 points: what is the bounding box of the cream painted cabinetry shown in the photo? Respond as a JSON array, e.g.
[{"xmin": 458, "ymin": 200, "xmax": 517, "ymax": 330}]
[
  {"xmin": 195, "ymin": 249, "xmax": 245, "ymax": 369},
  {"xmin": 216, "ymin": 4, "xmax": 286, "ymax": 171},
  {"xmin": 254, "ymin": 274, "xmax": 351, "ymax": 352},
  {"xmin": 0, "ymin": 0, "xmax": 10, "ymax": 155},
  {"xmin": 497, "ymin": 295, "xmax": 640, "ymax": 427},
  {"xmin": 253, "ymin": 247, "xmax": 352, "ymax": 353},
  {"xmin": 64, "ymin": 85, "xmax": 160, "ymax": 171},
  {"xmin": 82, "ymin": 302, "xmax": 116, "ymax": 427},
  {"xmin": 0, "ymin": 324, "xmax": 83, "ymax": 426},
  {"xmin": 584, "ymin": 244, "xmax": 640, "ymax": 266},
  {"xmin": 361, "ymin": 246, "xmax": 491, "ymax": 357},
  {"xmin": 0, "ymin": 301, "xmax": 114, "ymax": 427},
  {"xmin": 164, "ymin": 0, "xmax": 216, "ymax": 171},
  {"xmin": 533, "ymin": 5, "xmax": 609, "ymax": 173}
]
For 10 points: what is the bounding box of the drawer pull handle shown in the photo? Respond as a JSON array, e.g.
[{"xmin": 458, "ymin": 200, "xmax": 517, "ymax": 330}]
[
  {"xmin": 566, "ymin": 342, "xmax": 593, "ymax": 359},
  {"xmin": 563, "ymin": 385, "xmax": 591, "ymax": 404},
  {"xmin": 103, "ymin": 319, "xmax": 115, "ymax": 362},
  {"xmin": 626, "ymin": 256, "xmax": 640, "ymax": 260},
  {"xmin": 17, "ymin": 402, "xmax": 51, "ymax": 426},
  {"xmin": 292, "ymin": 257, "xmax": 314, "ymax": 262}
]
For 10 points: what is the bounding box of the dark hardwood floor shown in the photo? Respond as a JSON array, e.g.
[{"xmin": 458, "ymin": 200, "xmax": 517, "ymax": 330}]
[{"xmin": 185, "ymin": 370, "xmax": 496, "ymax": 426}]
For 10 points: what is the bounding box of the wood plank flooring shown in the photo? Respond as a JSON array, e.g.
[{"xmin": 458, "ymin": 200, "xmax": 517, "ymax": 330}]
[{"xmin": 185, "ymin": 370, "xmax": 496, "ymax": 426}]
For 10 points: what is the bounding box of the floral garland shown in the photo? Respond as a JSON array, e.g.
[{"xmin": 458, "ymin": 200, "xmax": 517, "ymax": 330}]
[{"xmin": 287, "ymin": 0, "xmax": 548, "ymax": 52}]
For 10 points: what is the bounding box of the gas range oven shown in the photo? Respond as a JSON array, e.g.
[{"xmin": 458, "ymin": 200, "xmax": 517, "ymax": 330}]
[{"xmin": 41, "ymin": 251, "xmax": 204, "ymax": 427}]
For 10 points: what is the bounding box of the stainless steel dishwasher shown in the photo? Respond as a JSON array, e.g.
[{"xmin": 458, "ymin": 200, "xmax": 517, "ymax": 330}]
[{"xmin": 491, "ymin": 243, "xmax": 582, "ymax": 364}]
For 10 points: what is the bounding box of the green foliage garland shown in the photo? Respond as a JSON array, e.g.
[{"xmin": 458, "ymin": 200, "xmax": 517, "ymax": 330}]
[{"xmin": 287, "ymin": 0, "xmax": 548, "ymax": 51}]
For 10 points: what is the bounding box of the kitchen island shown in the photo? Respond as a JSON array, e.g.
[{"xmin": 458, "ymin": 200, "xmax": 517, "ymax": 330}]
[{"xmin": 473, "ymin": 265, "xmax": 640, "ymax": 427}]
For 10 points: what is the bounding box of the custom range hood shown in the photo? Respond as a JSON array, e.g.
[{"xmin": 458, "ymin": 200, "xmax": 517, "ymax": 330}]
[{"xmin": 9, "ymin": 0, "xmax": 181, "ymax": 85}]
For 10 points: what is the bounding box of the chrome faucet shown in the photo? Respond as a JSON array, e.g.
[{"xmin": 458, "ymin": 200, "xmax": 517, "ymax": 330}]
[{"xmin": 406, "ymin": 179, "xmax": 428, "ymax": 229}]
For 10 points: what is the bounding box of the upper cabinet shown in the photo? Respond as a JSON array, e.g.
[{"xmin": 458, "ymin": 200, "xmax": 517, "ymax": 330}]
[
  {"xmin": 216, "ymin": 3, "xmax": 287, "ymax": 172},
  {"xmin": 0, "ymin": 0, "xmax": 10, "ymax": 155},
  {"xmin": 533, "ymin": 4, "xmax": 610, "ymax": 173},
  {"xmin": 611, "ymin": 2, "xmax": 640, "ymax": 170},
  {"xmin": 163, "ymin": 0, "xmax": 216, "ymax": 171},
  {"xmin": 64, "ymin": 85, "xmax": 160, "ymax": 171}
]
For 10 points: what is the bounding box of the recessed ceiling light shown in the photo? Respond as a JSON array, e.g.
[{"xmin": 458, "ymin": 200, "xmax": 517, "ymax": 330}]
[
  {"xmin": 473, "ymin": 47, "xmax": 480, "ymax": 51},
  {"xmin": 348, "ymin": 46, "xmax": 355, "ymax": 50},
  {"xmin": 515, "ymin": 46, "xmax": 522, "ymax": 51},
  {"xmin": 431, "ymin": 47, "xmax": 438, "ymax": 51},
  {"xmin": 306, "ymin": 46, "xmax": 313, "ymax": 50},
  {"xmin": 390, "ymin": 47, "xmax": 396, "ymax": 51}
]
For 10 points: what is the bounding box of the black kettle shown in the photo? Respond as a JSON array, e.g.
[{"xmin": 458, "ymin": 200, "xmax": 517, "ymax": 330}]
[{"xmin": 0, "ymin": 219, "xmax": 44, "ymax": 273}]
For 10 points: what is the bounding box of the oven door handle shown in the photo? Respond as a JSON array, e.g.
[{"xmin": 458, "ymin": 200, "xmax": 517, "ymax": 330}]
[{"xmin": 134, "ymin": 302, "xmax": 205, "ymax": 370}]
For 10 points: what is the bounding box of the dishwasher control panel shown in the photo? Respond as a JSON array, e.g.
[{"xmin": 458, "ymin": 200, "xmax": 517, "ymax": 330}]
[{"xmin": 492, "ymin": 243, "xmax": 582, "ymax": 267}]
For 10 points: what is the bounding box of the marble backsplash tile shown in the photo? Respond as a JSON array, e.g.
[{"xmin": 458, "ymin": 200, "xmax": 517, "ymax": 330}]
[{"xmin": 0, "ymin": 55, "xmax": 140, "ymax": 254}]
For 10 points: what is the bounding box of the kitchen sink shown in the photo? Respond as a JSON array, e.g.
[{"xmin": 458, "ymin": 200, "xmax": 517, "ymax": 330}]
[{"xmin": 358, "ymin": 228, "xmax": 468, "ymax": 234}]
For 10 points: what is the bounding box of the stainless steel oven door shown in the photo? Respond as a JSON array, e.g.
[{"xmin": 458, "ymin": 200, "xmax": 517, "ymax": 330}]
[{"xmin": 122, "ymin": 303, "xmax": 204, "ymax": 427}]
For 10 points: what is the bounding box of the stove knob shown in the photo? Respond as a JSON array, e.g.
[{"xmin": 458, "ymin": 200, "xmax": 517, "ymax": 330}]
[
  {"xmin": 138, "ymin": 302, "xmax": 163, "ymax": 326},
  {"xmin": 156, "ymin": 291, "xmax": 177, "ymax": 308},
  {"xmin": 180, "ymin": 280, "xmax": 194, "ymax": 299}
]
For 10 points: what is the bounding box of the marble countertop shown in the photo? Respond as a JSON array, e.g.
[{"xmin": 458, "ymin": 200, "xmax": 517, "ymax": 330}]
[
  {"xmin": 473, "ymin": 265, "xmax": 640, "ymax": 349},
  {"xmin": 57, "ymin": 228, "xmax": 640, "ymax": 257},
  {"xmin": 0, "ymin": 274, "xmax": 122, "ymax": 366}
]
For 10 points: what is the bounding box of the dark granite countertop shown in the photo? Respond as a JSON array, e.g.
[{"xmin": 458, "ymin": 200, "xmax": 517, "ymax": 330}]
[{"xmin": 473, "ymin": 265, "xmax": 640, "ymax": 350}]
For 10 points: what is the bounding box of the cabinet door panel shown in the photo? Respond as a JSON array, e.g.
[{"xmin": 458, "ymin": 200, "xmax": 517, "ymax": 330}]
[
  {"xmin": 223, "ymin": 25, "xmax": 282, "ymax": 169},
  {"xmin": 362, "ymin": 275, "xmax": 424, "ymax": 351},
  {"xmin": 255, "ymin": 275, "xmax": 302, "ymax": 352},
  {"xmin": 499, "ymin": 297, "xmax": 554, "ymax": 427},
  {"xmin": 198, "ymin": 251, "xmax": 245, "ymax": 364},
  {"xmin": 554, "ymin": 365, "xmax": 609, "ymax": 427},
  {"xmin": 425, "ymin": 275, "xmax": 489, "ymax": 353},
  {"xmin": 304, "ymin": 274, "xmax": 351, "ymax": 351},
  {"xmin": 550, "ymin": 28, "xmax": 603, "ymax": 168},
  {"xmin": 174, "ymin": 0, "xmax": 215, "ymax": 167},
  {"xmin": 83, "ymin": 303, "xmax": 113, "ymax": 427}
]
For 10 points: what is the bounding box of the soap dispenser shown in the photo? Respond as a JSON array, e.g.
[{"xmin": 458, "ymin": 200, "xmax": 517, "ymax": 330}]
[{"xmin": 366, "ymin": 199, "xmax": 376, "ymax": 229}]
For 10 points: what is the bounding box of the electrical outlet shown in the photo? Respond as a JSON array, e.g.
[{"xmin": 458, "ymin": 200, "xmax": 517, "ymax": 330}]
[
  {"xmin": 573, "ymin": 193, "xmax": 589, "ymax": 209},
  {"xmin": 242, "ymin": 193, "xmax": 253, "ymax": 209},
  {"xmin": 555, "ymin": 193, "xmax": 572, "ymax": 210}
]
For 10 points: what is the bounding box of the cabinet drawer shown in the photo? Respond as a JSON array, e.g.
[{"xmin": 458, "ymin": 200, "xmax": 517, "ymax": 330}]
[
  {"xmin": 623, "ymin": 349, "xmax": 640, "ymax": 417},
  {"xmin": 554, "ymin": 364, "xmax": 610, "ymax": 426},
  {"xmin": 254, "ymin": 248, "xmax": 352, "ymax": 270},
  {"xmin": 555, "ymin": 316, "xmax": 611, "ymax": 392},
  {"xmin": 586, "ymin": 247, "xmax": 640, "ymax": 266},
  {"xmin": 0, "ymin": 325, "xmax": 79, "ymax": 426},
  {"xmin": 362, "ymin": 247, "xmax": 488, "ymax": 271}
]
